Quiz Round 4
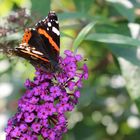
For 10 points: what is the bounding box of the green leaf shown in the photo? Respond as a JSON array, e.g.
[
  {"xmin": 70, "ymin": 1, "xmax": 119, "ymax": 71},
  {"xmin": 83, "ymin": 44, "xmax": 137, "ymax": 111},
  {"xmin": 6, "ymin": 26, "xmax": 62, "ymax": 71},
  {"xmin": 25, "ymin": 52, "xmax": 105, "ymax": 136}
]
[
  {"xmin": 73, "ymin": 22, "xmax": 96, "ymax": 50},
  {"xmin": 118, "ymin": 57, "xmax": 140, "ymax": 113},
  {"xmin": 111, "ymin": 2, "xmax": 135, "ymax": 22},
  {"xmin": 58, "ymin": 12, "xmax": 88, "ymax": 20},
  {"xmin": 86, "ymin": 31, "xmax": 140, "ymax": 113},
  {"xmin": 108, "ymin": 44, "xmax": 140, "ymax": 66},
  {"xmin": 86, "ymin": 33, "xmax": 140, "ymax": 46},
  {"xmin": 73, "ymin": 0, "xmax": 94, "ymax": 13},
  {"xmin": 59, "ymin": 12, "xmax": 114, "ymax": 26},
  {"xmin": 98, "ymin": 43, "xmax": 140, "ymax": 114},
  {"xmin": 31, "ymin": 0, "xmax": 50, "ymax": 16}
]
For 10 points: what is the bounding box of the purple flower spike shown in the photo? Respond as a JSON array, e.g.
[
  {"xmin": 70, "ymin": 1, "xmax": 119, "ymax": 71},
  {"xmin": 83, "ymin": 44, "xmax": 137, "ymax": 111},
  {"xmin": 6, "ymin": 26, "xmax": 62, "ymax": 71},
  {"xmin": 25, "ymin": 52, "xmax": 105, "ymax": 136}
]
[{"xmin": 5, "ymin": 50, "xmax": 88, "ymax": 140}]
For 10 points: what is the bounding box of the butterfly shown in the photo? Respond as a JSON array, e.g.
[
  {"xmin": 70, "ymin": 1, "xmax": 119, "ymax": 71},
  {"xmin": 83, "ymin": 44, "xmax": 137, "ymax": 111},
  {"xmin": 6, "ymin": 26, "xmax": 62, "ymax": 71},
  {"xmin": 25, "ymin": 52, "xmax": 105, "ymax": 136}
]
[{"xmin": 14, "ymin": 11, "xmax": 60, "ymax": 72}]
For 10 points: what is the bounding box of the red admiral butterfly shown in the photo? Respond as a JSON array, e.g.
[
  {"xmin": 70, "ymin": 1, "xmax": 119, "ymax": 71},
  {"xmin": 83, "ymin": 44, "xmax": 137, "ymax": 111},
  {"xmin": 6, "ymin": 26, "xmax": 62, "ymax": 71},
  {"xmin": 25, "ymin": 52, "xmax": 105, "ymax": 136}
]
[{"xmin": 14, "ymin": 11, "xmax": 60, "ymax": 72}]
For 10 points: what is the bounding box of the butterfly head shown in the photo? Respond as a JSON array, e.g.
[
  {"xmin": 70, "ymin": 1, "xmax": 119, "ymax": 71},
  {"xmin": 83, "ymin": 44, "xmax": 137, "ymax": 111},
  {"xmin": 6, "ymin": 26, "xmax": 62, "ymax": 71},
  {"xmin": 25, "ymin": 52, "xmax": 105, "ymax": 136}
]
[{"xmin": 48, "ymin": 11, "xmax": 58, "ymax": 21}]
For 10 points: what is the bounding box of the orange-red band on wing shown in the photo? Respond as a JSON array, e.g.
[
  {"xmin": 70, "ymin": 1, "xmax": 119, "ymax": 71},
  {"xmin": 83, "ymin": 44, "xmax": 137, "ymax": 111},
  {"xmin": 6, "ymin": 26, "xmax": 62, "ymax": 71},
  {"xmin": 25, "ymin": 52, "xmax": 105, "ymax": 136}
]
[
  {"xmin": 22, "ymin": 29, "xmax": 32, "ymax": 44},
  {"xmin": 20, "ymin": 50, "xmax": 50, "ymax": 62},
  {"xmin": 38, "ymin": 28, "xmax": 60, "ymax": 52}
]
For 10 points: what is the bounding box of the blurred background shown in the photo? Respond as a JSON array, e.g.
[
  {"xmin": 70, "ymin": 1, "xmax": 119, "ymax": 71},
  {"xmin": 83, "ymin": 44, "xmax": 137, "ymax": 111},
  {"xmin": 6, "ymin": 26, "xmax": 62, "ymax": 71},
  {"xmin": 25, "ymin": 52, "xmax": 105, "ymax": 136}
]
[{"xmin": 1, "ymin": 0, "xmax": 140, "ymax": 140}]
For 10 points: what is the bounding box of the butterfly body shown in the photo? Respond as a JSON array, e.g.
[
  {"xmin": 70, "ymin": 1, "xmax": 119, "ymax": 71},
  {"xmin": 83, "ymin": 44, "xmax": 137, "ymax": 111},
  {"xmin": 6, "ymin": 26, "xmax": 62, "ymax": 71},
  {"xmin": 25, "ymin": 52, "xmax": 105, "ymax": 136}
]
[{"xmin": 14, "ymin": 11, "xmax": 60, "ymax": 72}]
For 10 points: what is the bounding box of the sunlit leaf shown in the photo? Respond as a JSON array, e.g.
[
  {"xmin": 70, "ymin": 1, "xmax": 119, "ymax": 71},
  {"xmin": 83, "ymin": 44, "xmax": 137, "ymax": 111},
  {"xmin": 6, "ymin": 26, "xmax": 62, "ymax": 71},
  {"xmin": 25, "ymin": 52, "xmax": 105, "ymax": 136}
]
[
  {"xmin": 73, "ymin": 0, "xmax": 94, "ymax": 13},
  {"xmin": 118, "ymin": 57, "xmax": 140, "ymax": 113},
  {"xmin": 0, "ymin": 0, "xmax": 13, "ymax": 16},
  {"xmin": 59, "ymin": 12, "xmax": 115, "ymax": 26},
  {"xmin": 58, "ymin": 12, "xmax": 88, "ymax": 20},
  {"xmin": 86, "ymin": 33, "xmax": 140, "ymax": 46},
  {"xmin": 112, "ymin": 2, "xmax": 135, "ymax": 22},
  {"xmin": 108, "ymin": 44, "xmax": 140, "ymax": 66},
  {"xmin": 73, "ymin": 22, "xmax": 96, "ymax": 50}
]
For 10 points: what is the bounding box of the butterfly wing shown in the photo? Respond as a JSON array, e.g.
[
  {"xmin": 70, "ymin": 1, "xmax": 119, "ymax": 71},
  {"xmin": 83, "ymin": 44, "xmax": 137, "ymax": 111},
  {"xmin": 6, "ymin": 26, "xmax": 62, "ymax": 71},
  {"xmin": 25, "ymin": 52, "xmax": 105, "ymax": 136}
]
[
  {"xmin": 15, "ymin": 28, "xmax": 53, "ymax": 70},
  {"xmin": 14, "ymin": 11, "xmax": 60, "ymax": 71},
  {"xmin": 35, "ymin": 11, "xmax": 60, "ymax": 65}
]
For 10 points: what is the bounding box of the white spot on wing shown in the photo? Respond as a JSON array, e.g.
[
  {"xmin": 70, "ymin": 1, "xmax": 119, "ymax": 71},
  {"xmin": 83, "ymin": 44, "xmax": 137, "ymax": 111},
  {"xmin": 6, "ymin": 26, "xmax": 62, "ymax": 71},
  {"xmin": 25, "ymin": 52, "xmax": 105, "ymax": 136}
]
[
  {"xmin": 19, "ymin": 43, "xmax": 28, "ymax": 48},
  {"xmin": 42, "ymin": 19, "xmax": 45, "ymax": 22},
  {"xmin": 48, "ymin": 22, "xmax": 51, "ymax": 27},
  {"xmin": 19, "ymin": 44, "xmax": 25, "ymax": 49},
  {"xmin": 25, "ymin": 47, "xmax": 31, "ymax": 52},
  {"xmin": 32, "ymin": 50, "xmax": 43, "ymax": 55},
  {"xmin": 55, "ymin": 20, "xmax": 59, "ymax": 24},
  {"xmin": 52, "ymin": 27, "xmax": 60, "ymax": 36}
]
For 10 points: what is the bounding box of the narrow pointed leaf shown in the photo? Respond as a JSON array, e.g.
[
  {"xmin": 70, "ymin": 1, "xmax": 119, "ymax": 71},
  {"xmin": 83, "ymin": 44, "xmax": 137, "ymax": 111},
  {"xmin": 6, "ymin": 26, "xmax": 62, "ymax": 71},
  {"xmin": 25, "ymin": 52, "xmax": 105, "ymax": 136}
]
[
  {"xmin": 73, "ymin": 22, "xmax": 96, "ymax": 50},
  {"xmin": 86, "ymin": 33, "xmax": 140, "ymax": 46}
]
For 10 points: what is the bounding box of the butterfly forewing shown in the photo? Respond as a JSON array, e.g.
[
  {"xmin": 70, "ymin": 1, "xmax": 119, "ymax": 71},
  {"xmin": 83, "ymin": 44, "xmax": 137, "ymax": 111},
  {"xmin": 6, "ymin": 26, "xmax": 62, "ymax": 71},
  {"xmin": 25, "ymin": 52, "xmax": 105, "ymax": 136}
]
[
  {"xmin": 14, "ymin": 11, "xmax": 60, "ymax": 72},
  {"xmin": 35, "ymin": 11, "xmax": 60, "ymax": 64}
]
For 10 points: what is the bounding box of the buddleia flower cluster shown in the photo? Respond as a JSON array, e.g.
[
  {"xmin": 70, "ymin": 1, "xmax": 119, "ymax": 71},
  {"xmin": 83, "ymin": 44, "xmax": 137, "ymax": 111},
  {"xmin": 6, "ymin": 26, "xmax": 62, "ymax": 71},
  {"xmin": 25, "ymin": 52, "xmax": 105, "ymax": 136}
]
[{"xmin": 5, "ymin": 50, "xmax": 88, "ymax": 140}]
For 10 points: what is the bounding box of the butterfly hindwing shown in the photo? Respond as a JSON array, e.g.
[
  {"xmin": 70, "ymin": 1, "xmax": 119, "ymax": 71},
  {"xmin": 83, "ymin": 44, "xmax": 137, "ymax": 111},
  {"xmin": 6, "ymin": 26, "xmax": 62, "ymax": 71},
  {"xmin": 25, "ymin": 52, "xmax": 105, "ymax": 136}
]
[{"xmin": 15, "ymin": 28, "xmax": 52, "ymax": 70}]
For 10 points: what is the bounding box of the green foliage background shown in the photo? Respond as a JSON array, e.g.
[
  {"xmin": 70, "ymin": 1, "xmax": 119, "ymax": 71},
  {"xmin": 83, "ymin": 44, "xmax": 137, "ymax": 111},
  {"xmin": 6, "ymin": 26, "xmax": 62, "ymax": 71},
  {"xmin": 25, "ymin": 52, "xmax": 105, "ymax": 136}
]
[{"xmin": 1, "ymin": 0, "xmax": 140, "ymax": 140}]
